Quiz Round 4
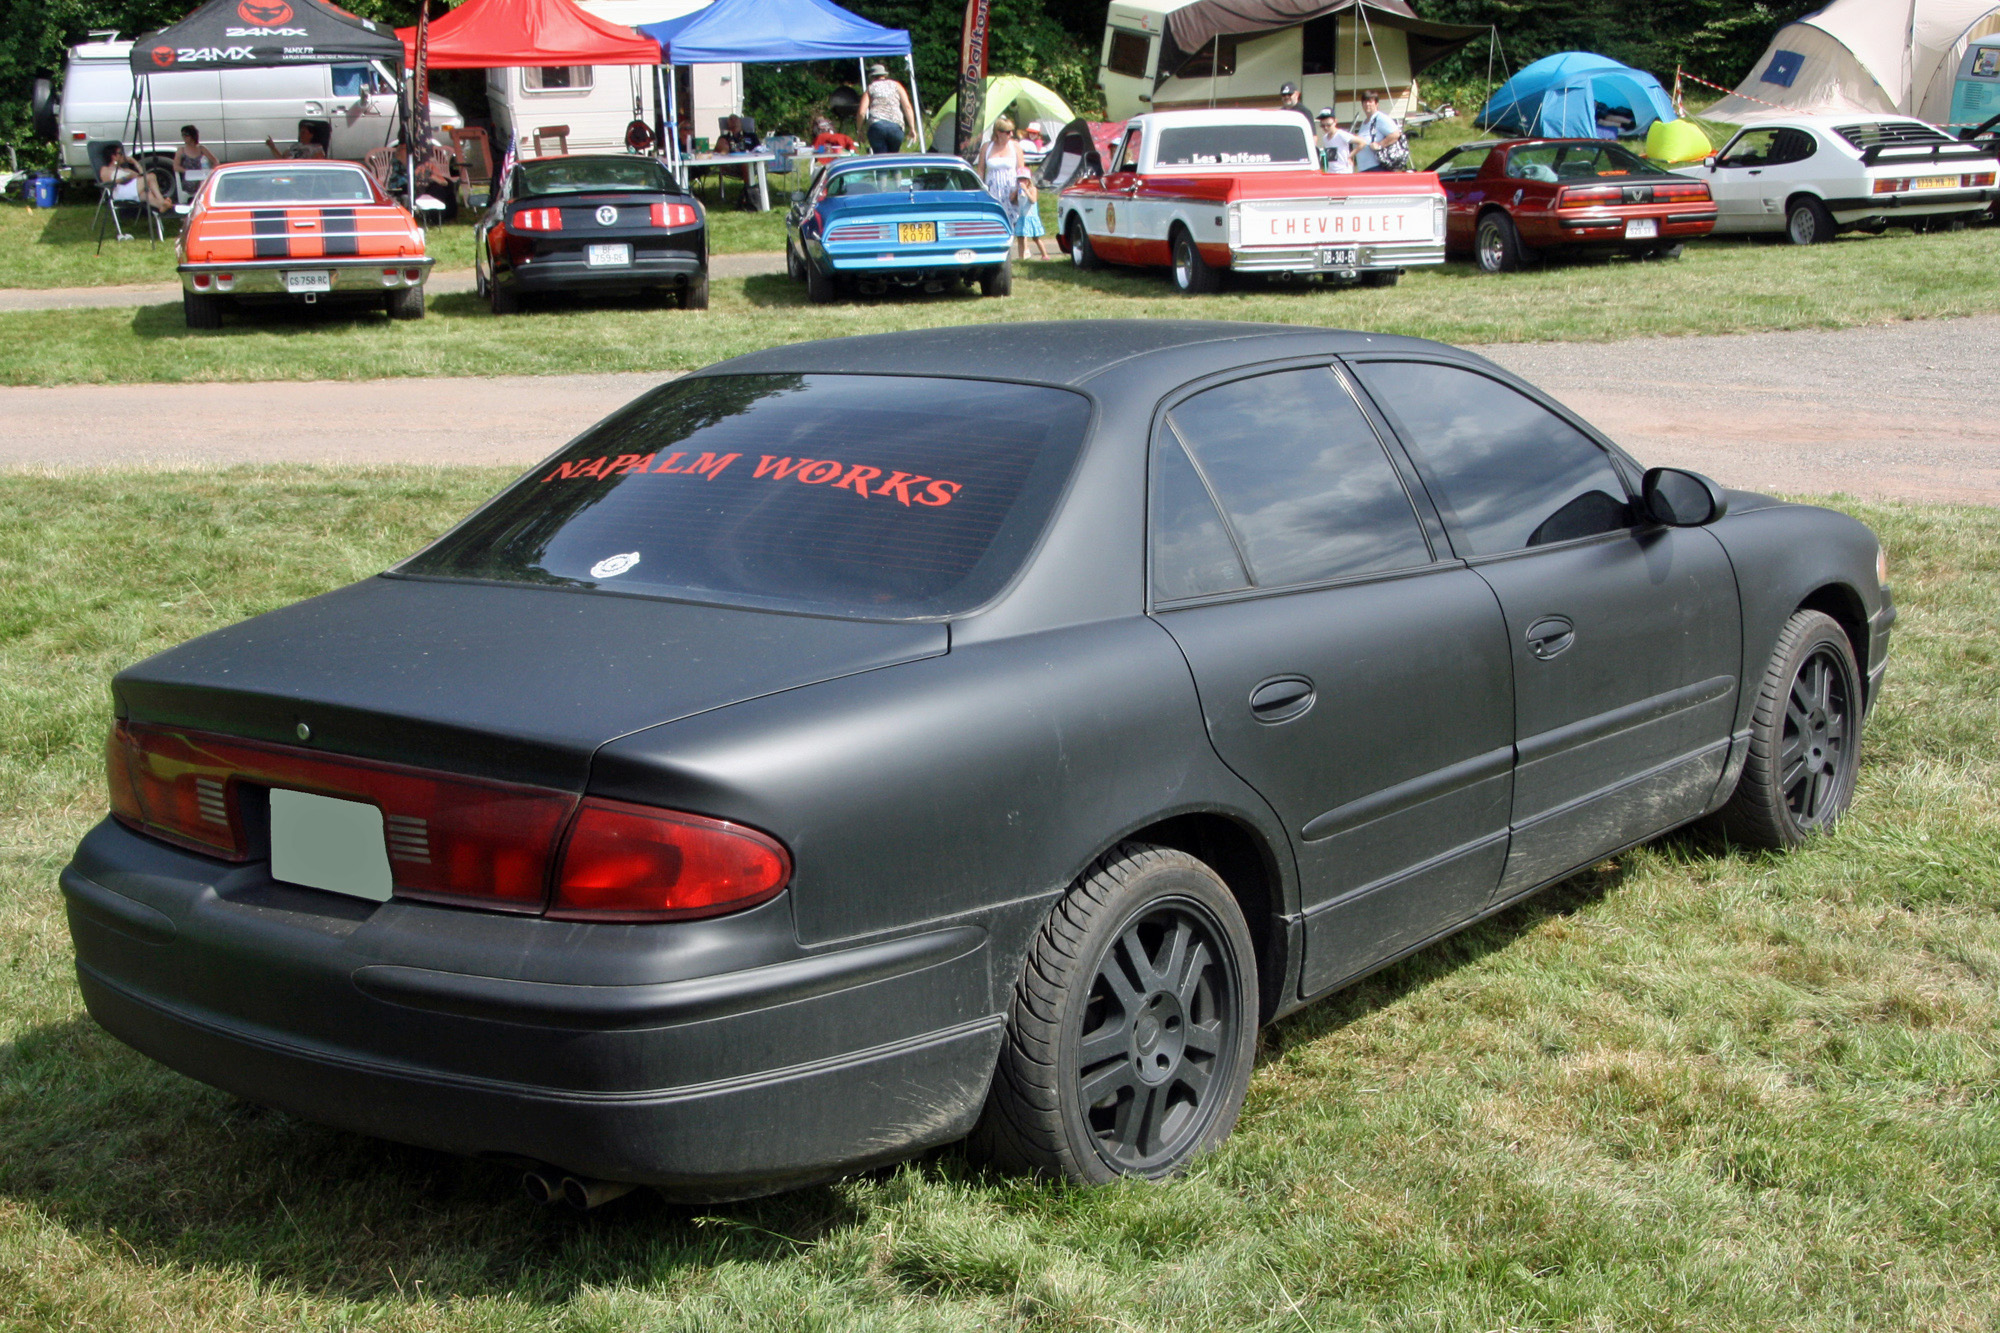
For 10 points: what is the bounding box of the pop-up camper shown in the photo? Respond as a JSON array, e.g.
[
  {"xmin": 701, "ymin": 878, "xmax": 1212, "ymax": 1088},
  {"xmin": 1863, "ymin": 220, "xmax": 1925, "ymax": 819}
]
[{"xmin": 1097, "ymin": 0, "xmax": 1484, "ymax": 122}]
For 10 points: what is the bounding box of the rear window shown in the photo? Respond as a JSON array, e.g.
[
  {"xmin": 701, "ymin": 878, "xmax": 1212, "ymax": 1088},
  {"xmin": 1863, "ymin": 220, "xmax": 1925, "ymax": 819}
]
[
  {"xmin": 1505, "ymin": 142, "xmax": 1669, "ymax": 181},
  {"xmin": 516, "ymin": 156, "xmax": 676, "ymax": 195},
  {"xmin": 1153, "ymin": 123, "xmax": 1313, "ymax": 169},
  {"xmin": 213, "ymin": 168, "xmax": 374, "ymax": 204},
  {"xmin": 399, "ymin": 374, "xmax": 1091, "ymax": 620},
  {"xmin": 1836, "ymin": 121, "xmax": 1953, "ymax": 149},
  {"xmin": 826, "ymin": 163, "xmax": 983, "ymax": 195}
]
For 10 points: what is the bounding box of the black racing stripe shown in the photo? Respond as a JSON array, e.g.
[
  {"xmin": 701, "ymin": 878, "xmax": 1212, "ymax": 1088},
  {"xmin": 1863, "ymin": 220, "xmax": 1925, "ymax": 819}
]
[
  {"xmin": 320, "ymin": 207, "xmax": 359, "ymax": 257},
  {"xmin": 252, "ymin": 209, "xmax": 289, "ymax": 259}
]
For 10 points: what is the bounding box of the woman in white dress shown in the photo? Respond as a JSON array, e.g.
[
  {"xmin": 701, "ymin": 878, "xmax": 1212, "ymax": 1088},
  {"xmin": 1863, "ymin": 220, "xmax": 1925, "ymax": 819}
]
[{"xmin": 978, "ymin": 117, "xmax": 1048, "ymax": 260}]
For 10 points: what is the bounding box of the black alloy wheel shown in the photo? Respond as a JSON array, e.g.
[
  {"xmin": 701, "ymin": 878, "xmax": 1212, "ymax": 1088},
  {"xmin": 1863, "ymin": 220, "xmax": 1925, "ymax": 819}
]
[
  {"xmin": 1476, "ymin": 212, "xmax": 1523, "ymax": 272},
  {"xmin": 1067, "ymin": 216, "xmax": 1102, "ymax": 270},
  {"xmin": 1718, "ymin": 609, "xmax": 1864, "ymax": 848},
  {"xmin": 1171, "ymin": 227, "xmax": 1222, "ymax": 294},
  {"xmin": 974, "ymin": 843, "xmax": 1257, "ymax": 1183}
]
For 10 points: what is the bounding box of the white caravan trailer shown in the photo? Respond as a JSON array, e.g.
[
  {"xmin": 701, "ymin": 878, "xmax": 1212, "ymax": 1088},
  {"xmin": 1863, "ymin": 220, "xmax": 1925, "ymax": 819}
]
[
  {"xmin": 1098, "ymin": 0, "xmax": 1482, "ymax": 124},
  {"xmin": 54, "ymin": 33, "xmax": 460, "ymax": 179},
  {"xmin": 486, "ymin": 0, "xmax": 742, "ymax": 156}
]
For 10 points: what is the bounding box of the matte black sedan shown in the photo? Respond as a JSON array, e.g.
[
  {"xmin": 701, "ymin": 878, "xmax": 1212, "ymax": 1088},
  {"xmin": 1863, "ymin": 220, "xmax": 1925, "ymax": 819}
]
[
  {"xmin": 475, "ymin": 153, "xmax": 707, "ymax": 313},
  {"xmin": 64, "ymin": 322, "xmax": 1892, "ymax": 1202}
]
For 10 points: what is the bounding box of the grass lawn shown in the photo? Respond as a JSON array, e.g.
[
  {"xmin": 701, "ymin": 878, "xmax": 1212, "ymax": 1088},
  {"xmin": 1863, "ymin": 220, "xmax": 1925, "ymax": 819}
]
[
  {"xmin": 0, "ymin": 223, "xmax": 1995, "ymax": 386},
  {"xmin": 0, "ymin": 470, "xmax": 1995, "ymax": 1331}
]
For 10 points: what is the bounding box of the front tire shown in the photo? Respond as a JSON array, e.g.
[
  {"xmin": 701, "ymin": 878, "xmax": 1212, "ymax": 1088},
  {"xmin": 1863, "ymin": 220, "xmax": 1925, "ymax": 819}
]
[
  {"xmin": 1476, "ymin": 212, "xmax": 1524, "ymax": 272},
  {"xmin": 1066, "ymin": 216, "xmax": 1102, "ymax": 270},
  {"xmin": 1170, "ymin": 227, "xmax": 1222, "ymax": 294},
  {"xmin": 1786, "ymin": 196, "xmax": 1835, "ymax": 245},
  {"xmin": 973, "ymin": 843, "xmax": 1257, "ymax": 1184},
  {"xmin": 979, "ymin": 259, "xmax": 1012, "ymax": 297},
  {"xmin": 786, "ymin": 238, "xmax": 805, "ymax": 281},
  {"xmin": 182, "ymin": 290, "xmax": 220, "ymax": 329},
  {"xmin": 1717, "ymin": 609, "xmax": 1864, "ymax": 848}
]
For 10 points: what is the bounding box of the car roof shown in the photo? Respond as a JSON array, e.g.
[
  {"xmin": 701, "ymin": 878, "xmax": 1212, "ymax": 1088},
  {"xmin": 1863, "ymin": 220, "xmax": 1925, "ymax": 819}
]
[
  {"xmin": 517, "ymin": 152, "xmax": 667, "ymax": 166},
  {"xmin": 702, "ymin": 320, "xmax": 1474, "ymax": 391},
  {"xmin": 1721, "ymin": 113, "xmax": 1939, "ymax": 130},
  {"xmin": 826, "ymin": 154, "xmax": 972, "ymax": 175}
]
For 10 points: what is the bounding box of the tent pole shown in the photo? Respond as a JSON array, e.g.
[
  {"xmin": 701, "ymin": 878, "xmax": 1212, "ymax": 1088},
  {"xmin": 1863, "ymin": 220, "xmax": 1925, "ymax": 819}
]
[
  {"xmin": 1208, "ymin": 35, "xmax": 1218, "ymax": 107},
  {"xmin": 666, "ymin": 65, "xmax": 682, "ymax": 185},
  {"xmin": 905, "ymin": 54, "xmax": 923, "ymax": 152}
]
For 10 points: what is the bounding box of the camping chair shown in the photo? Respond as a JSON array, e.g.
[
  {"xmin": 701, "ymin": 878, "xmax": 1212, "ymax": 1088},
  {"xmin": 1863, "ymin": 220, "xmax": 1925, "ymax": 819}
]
[
  {"xmin": 449, "ymin": 126, "xmax": 494, "ymax": 211},
  {"xmin": 532, "ymin": 124, "xmax": 570, "ymax": 157},
  {"xmin": 363, "ymin": 147, "xmax": 395, "ymax": 188},
  {"xmin": 90, "ymin": 140, "xmax": 166, "ymax": 251}
]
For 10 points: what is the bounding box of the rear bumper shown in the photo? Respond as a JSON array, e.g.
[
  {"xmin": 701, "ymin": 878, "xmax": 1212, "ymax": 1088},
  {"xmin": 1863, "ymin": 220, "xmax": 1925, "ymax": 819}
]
[
  {"xmin": 819, "ymin": 245, "xmax": 1011, "ymax": 273},
  {"xmin": 1553, "ymin": 211, "xmax": 1716, "ymax": 236},
  {"xmin": 179, "ymin": 256, "xmax": 430, "ymax": 298},
  {"xmin": 1228, "ymin": 239, "xmax": 1445, "ymax": 273},
  {"xmin": 504, "ymin": 250, "xmax": 704, "ymax": 294},
  {"xmin": 1824, "ymin": 188, "xmax": 1995, "ymax": 218},
  {"xmin": 62, "ymin": 818, "xmax": 1003, "ymax": 1198}
]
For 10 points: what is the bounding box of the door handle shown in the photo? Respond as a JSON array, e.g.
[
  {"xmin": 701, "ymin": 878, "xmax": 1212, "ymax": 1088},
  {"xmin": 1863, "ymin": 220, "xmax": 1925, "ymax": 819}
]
[
  {"xmin": 1249, "ymin": 675, "xmax": 1315, "ymax": 723},
  {"xmin": 1525, "ymin": 616, "xmax": 1575, "ymax": 660},
  {"xmin": 304, "ymin": 101, "xmax": 324, "ymax": 115}
]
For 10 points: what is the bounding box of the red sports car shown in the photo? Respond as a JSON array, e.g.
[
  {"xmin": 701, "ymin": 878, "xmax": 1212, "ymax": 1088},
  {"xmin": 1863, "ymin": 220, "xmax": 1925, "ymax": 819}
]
[{"xmin": 1427, "ymin": 138, "xmax": 1716, "ymax": 273}]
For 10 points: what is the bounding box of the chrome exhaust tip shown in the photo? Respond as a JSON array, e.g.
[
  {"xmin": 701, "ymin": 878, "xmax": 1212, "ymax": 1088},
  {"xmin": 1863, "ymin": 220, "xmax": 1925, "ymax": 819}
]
[
  {"xmin": 521, "ymin": 1168, "xmax": 560, "ymax": 1205},
  {"xmin": 561, "ymin": 1176, "xmax": 638, "ymax": 1211}
]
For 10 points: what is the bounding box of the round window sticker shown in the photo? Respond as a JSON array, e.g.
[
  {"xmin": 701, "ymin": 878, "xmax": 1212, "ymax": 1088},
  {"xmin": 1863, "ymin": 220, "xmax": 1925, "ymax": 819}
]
[
  {"xmin": 590, "ymin": 552, "xmax": 641, "ymax": 579},
  {"xmin": 596, "ymin": 205, "xmax": 618, "ymax": 226}
]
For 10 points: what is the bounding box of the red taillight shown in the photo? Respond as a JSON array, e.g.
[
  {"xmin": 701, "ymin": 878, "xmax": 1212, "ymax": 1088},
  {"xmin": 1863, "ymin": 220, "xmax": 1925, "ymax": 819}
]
[
  {"xmin": 1654, "ymin": 180, "xmax": 1710, "ymax": 201},
  {"xmin": 1558, "ymin": 185, "xmax": 1621, "ymax": 208},
  {"xmin": 551, "ymin": 798, "xmax": 790, "ymax": 922},
  {"xmin": 106, "ymin": 721, "xmax": 574, "ymax": 909},
  {"xmin": 513, "ymin": 207, "xmax": 563, "ymax": 231},
  {"xmin": 650, "ymin": 201, "xmax": 697, "ymax": 228},
  {"xmin": 1873, "ymin": 177, "xmax": 1910, "ymax": 194},
  {"xmin": 1966, "ymin": 171, "xmax": 1996, "ymax": 188}
]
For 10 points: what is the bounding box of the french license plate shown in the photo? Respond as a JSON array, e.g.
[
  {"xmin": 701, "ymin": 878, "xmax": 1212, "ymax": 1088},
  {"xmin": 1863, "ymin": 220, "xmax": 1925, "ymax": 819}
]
[
  {"xmin": 1623, "ymin": 217, "xmax": 1660, "ymax": 239},
  {"xmin": 1318, "ymin": 247, "xmax": 1358, "ymax": 267},
  {"xmin": 283, "ymin": 269, "xmax": 331, "ymax": 293},
  {"xmin": 1912, "ymin": 174, "xmax": 1957, "ymax": 190},
  {"xmin": 268, "ymin": 789, "xmax": 393, "ymax": 902},
  {"xmin": 898, "ymin": 221, "xmax": 937, "ymax": 244},
  {"xmin": 587, "ymin": 243, "xmax": 632, "ymax": 267}
]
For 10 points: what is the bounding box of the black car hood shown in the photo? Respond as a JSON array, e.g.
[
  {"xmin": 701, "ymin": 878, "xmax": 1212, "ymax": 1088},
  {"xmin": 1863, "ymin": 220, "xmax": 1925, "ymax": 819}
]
[{"xmin": 113, "ymin": 577, "xmax": 947, "ymax": 790}]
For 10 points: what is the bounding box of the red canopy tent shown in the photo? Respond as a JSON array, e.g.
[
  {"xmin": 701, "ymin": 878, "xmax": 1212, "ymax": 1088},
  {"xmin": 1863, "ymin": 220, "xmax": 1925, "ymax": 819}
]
[{"xmin": 395, "ymin": 0, "xmax": 660, "ymax": 67}]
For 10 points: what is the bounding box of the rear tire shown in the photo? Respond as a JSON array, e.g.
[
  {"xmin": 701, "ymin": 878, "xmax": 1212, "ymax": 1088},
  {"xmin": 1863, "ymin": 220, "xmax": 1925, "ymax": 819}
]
[
  {"xmin": 805, "ymin": 258, "xmax": 837, "ymax": 304},
  {"xmin": 1648, "ymin": 241, "xmax": 1686, "ymax": 260},
  {"xmin": 972, "ymin": 842, "xmax": 1257, "ymax": 1185},
  {"xmin": 489, "ymin": 278, "xmax": 518, "ymax": 315},
  {"xmin": 679, "ymin": 270, "xmax": 709, "ymax": 309},
  {"xmin": 1170, "ymin": 227, "xmax": 1221, "ymax": 294},
  {"xmin": 182, "ymin": 290, "xmax": 220, "ymax": 329},
  {"xmin": 1716, "ymin": 609, "xmax": 1864, "ymax": 849},
  {"xmin": 1476, "ymin": 212, "xmax": 1524, "ymax": 272},
  {"xmin": 1785, "ymin": 196, "xmax": 1835, "ymax": 245},
  {"xmin": 1360, "ymin": 268, "xmax": 1400, "ymax": 287},
  {"xmin": 386, "ymin": 285, "xmax": 425, "ymax": 320},
  {"xmin": 1067, "ymin": 216, "xmax": 1103, "ymax": 270},
  {"xmin": 979, "ymin": 259, "xmax": 1012, "ymax": 297}
]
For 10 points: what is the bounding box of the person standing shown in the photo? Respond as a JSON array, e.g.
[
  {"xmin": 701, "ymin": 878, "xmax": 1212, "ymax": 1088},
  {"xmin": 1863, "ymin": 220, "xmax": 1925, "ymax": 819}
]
[
  {"xmin": 174, "ymin": 126, "xmax": 218, "ymax": 197},
  {"xmin": 1350, "ymin": 91, "xmax": 1402, "ymax": 172},
  {"xmin": 978, "ymin": 116, "xmax": 1030, "ymax": 250},
  {"xmin": 1315, "ymin": 109, "xmax": 1359, "ymax": 173},
  {"xmin": 858, "ymin": 63, "xmax": 914, "ymax": 156},
  {"xmin": 1276, "ymin": 82, "xmax": 1314, "ymax": 131}
]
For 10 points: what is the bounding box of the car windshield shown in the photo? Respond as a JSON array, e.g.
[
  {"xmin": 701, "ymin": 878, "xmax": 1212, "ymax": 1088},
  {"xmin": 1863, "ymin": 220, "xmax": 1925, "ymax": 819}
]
[
  {"xmin": 1504, "ymin": 141, "xmax": 1669, "ymax": 182},
  {"xmin": 515, "ymin": 157, "xmax": 677, "ymax": 195},
  {"xmin": 212, "ymin": 168, "xmax": 375, "ymax": 204},
  {"xmin": 399, "ymin": 374, "xmax": 1092, "ymax": 620},
  {"xmin": 826, "ymin": 164, "xmax": 983, "ymax": 195},
  {"xmin": 1152, "ymin": 124, "xmax": 1314, "ymax": 169}
]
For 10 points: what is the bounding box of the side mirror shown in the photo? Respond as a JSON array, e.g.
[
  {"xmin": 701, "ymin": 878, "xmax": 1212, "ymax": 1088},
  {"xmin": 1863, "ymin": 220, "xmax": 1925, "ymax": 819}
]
[
  {"xmin": 1642, "ymin": 467, "xmax": 1727, "ymax": 527},
  {"xmin": 789, "ymin": 190, "xmax": 804, "ymax": 205},
  {"xmin": 1081, "ymin": 149, "xmax": 1104, "ymax": 180},
  {"xmin": 1703, "ymin": 155, "xmax": 1717, "ymax": 171}
]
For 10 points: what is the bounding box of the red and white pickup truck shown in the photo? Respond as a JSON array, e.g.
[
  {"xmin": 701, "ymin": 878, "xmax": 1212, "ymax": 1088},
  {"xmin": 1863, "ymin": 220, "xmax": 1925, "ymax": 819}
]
[{"xmin": 1058, "ymin": 108, "xmax": 1446, "ymax": 293}]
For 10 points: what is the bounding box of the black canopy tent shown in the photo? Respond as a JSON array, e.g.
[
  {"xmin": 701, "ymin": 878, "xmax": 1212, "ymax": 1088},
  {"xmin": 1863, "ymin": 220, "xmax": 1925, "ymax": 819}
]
[{"xmin": 116, "ymin": 0, "xmax": 420, "ymax": 225}]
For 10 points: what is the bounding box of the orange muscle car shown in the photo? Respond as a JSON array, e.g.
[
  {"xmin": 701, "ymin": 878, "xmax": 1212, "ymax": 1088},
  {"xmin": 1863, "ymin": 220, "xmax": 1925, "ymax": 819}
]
[{"xmin": 178, "ymin": 160, "xmax": 433, "ymax": 328}]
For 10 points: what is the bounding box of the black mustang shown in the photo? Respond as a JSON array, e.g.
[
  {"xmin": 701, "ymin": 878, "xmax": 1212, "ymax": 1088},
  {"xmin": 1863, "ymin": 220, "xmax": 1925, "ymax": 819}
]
[
  {"xmin": 64, "ymin": 322, "xmax": 1891, "ymax": 1202},
  {"xmin": 475, "ymin": 153, "xmax": 707, "ymax": 313}
]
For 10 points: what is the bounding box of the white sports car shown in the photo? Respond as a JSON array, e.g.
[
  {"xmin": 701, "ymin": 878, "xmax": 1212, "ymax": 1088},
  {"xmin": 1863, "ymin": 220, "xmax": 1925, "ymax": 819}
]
[{"xmin": 1681, "ymin": 113, "xmax": 1998, "ymax": 244}]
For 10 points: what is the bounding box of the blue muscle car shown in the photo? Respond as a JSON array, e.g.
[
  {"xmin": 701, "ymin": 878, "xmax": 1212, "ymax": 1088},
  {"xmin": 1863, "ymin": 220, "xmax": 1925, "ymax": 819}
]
[{"xmin": 785, "ymin": 155, "xmax": 1014, "ymax": 303}]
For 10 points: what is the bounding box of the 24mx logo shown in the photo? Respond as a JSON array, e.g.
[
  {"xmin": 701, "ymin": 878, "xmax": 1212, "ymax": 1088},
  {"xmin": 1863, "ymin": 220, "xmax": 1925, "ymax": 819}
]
[
  {"xmin": 175, "ymin": 45, "xmax": 257, "ymax": 61},
  {"xmin": 238, "ymin": 0, "xmax": 294, "ymax": 23},
  {"xmin": 225, "ymin": 26, "xmax": 309, "ymax": 35}
]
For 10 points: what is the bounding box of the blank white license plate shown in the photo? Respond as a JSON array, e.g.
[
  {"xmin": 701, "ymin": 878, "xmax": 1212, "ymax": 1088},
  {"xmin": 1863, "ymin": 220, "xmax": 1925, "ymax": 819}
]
[
  {"xmin": 269, "ymin": 789, "xmax": 393, "ymax": 902},
  {"xmin": 1623, "ymin": 217, "xmax": 1659, "ymax": 239},
  {"xmin": 587, "ymin": 243, "xmax": 632, "ymax": 267},
  {"xmin": 283, "ymin": 270, "xmax": 331, "ymax": 293},
  {"xmin": 1318, "ymin": 247, "xmax": 1358, "ymax": 267}
]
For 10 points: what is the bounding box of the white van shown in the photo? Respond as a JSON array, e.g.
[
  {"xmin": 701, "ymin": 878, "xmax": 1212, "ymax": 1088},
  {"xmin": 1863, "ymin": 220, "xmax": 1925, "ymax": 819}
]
[{"xmin": 56, "ymin": 33, "xmax": 460, "ymax": 179}]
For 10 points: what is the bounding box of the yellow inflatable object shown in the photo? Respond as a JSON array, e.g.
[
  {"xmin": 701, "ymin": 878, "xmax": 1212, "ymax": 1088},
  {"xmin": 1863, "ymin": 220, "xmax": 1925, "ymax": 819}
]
[{"xmin": 1646, "ymin": 118, "xmax": 1713, "ymax": 165}]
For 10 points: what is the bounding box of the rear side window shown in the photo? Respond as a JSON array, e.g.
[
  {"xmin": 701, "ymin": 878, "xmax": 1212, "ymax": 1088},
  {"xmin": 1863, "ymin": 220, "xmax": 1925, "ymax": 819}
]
[
  {"xmin": 1154, "ymin": 367, "xmax": 1430, "ymax": 596},
  {"xmin": 1353, "ymin": 361, "xmax": 1632, "ymax": 557},
  {"xmin": 400, "ymin": 375, "xmax": 1090, "ymax": 620}
]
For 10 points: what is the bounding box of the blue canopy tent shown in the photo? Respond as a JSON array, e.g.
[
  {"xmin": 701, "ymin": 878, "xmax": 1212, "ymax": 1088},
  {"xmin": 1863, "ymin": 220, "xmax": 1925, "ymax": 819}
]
[
  {"xmin": 1477, "ymin": 52, "xmax": 1678, "ymax": 138},
  {"xmin": 640, "ymin": 0, "xmax": 918, "ymax": 178}
]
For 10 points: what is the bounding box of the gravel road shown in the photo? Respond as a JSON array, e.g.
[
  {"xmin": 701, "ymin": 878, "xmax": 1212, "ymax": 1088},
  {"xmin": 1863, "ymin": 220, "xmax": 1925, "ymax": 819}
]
[{"xmin": 3, "ymin": 314, "xmax": 1994, "ymax": 505}]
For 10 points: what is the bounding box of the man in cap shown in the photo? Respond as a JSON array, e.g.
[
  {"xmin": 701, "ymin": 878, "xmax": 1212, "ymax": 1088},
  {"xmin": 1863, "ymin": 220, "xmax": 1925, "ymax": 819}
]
[
  {"xmin": 857, "ymin": 62, "xmax": 915, "ymax": 156},
  {"xmin": 1277, "ymin": 82, "xmax": 1314, "ymax": 130}
]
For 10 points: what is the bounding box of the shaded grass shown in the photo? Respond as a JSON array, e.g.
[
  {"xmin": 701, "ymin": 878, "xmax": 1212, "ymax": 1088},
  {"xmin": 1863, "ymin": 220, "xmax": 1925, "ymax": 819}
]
[
  {"xmin": 0, "ymin": 470, "xmax": 1996, "ymax": 1330},
  {"xmin": 2, "ymin": 224, "xmax": 1997, "ymax": 386}
]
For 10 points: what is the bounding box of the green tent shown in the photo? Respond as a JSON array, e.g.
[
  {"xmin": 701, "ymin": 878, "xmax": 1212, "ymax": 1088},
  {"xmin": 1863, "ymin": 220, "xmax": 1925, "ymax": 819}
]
[{"xmin": 926, "ymin": 76, "xmax": 1075, "ymax": 152}]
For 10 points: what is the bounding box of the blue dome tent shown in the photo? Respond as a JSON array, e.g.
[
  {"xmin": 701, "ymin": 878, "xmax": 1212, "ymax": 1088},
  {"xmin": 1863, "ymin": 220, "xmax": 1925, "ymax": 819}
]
[{"xmin": 1477, "ymin": 52, "xmax": 1678, "ymax": 138}]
